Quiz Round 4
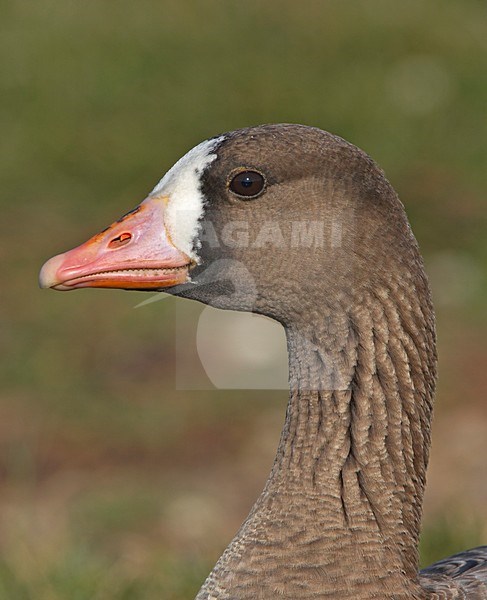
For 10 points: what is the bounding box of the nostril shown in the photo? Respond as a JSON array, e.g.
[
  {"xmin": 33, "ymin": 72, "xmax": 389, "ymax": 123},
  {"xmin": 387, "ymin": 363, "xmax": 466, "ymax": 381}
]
[{"xmin": 108, "ymin": 232, "xmax": 132, "ymax": 249}]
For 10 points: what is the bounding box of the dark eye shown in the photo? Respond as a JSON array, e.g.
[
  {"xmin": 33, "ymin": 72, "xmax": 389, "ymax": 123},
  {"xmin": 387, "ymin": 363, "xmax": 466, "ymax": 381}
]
[{"xmin": 229, "ymin": 170, "xmax": 266, "ymax": 199}]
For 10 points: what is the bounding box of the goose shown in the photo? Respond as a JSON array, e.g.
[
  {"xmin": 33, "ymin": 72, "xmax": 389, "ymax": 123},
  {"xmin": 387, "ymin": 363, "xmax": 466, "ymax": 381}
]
[{"xmin": 39, "ymin": 124, "xmax": 487, "ymax": 599}]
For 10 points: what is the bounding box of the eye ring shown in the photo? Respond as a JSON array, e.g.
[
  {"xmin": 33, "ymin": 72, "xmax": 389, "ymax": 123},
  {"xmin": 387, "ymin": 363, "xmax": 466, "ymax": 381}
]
[{"xmin": 227, "ymin": 169, "xmax": 266, "ymax": 199}]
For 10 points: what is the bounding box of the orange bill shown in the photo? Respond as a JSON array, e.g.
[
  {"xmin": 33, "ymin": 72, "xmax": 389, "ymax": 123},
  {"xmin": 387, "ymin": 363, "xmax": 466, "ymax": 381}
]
[{"xmin": 39, "ymin": 197, "xmax": 191, "ymax": 291}]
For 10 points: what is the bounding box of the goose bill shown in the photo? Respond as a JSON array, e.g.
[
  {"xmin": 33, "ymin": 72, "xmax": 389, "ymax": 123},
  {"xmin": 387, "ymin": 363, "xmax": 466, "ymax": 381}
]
[{"xmin": 39, "ymin": 196, "xmax": 191, "ymax": 291}]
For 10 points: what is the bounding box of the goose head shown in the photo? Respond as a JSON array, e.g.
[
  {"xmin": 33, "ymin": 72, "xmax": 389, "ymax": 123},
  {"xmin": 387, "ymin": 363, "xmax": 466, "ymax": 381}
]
[
  {"xmin": 39, "ymin": 124, "xmax": 439, "ymax": 596},
  {"xmin": 39, "ymin": 124, "xmax": 422, "ymax": 327}
]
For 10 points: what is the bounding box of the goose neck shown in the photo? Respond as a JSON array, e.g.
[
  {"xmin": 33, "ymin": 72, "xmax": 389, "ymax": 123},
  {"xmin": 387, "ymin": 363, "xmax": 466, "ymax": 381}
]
[{"xmin": 273, "ymin": 287, "xmax": 436, "ymax": 582}]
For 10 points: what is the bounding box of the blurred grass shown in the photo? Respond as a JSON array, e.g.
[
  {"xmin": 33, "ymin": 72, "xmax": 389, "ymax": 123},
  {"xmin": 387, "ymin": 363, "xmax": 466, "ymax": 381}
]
[{"xmin": 1, "ymin": 0, "xmax": 486, "ymax": 597}]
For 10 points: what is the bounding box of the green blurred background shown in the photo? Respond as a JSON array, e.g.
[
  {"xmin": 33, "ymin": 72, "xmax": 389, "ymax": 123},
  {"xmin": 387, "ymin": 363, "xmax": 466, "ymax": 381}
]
[{"xmin": 1, "ymin": 1, "xmax": 486, "ymax": 598}]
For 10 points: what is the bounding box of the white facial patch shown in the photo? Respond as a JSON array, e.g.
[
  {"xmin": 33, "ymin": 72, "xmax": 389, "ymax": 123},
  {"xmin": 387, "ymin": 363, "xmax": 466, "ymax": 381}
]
[{"xmin": 149, "ymin": 136, "xmax": 225, "ymax": 261}]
